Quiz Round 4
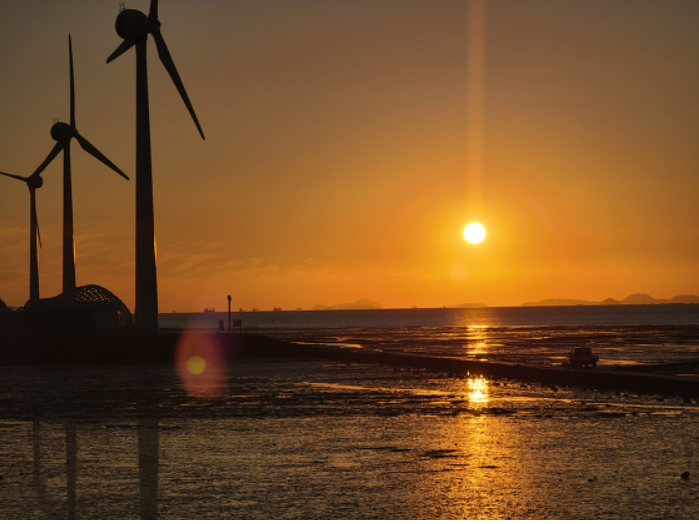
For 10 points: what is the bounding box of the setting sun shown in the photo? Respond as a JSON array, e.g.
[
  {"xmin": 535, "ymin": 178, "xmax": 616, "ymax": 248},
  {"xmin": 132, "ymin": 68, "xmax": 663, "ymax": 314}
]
[{"xmin": 463, "ymin": 222, "xmax": 486, "ymax": 244}]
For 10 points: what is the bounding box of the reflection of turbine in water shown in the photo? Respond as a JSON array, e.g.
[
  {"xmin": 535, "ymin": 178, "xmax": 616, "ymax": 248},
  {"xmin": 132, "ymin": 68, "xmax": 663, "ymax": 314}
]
[
  {"xmin": 31, "ymin": 419, "xmax": 161, "ymax": 519},
  {"xmin": 65, "ymin": 421, "xmax": 77, "ymax": 520},
  {"xmin": 32, "ymin": 421, "xmax": 46, "ymax": 511},
  {"xmin": 32, "ymin": 35, "xmax": 129, "ymax": 294},
  {"xmin": 0, "ymin": 172, "xmax": 44, "ymax": 301},
  {"xmin": 107, "ymin": 0, "xmax": 205, "ymax": 334},
  {"xmin": 138, "ymin": 419, "xmax": 160, "ymax": 520},
  {"xmin": 32, "ymin": 420, "xmax": 75, "ymax": 518}
]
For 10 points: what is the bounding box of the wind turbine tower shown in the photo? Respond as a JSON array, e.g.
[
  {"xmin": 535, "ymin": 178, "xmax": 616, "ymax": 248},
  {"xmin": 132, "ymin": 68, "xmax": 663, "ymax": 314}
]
[
  {"xmin": 107, "ymin": 0, "xmax": 205, "ymax": 334},
  {"xmin": 31, "ymin": 35, "xmax": 129, "ymax": 294},
  {"xmin": 0, "ymin": 172, "xmax": 43, "ymax": 302}
]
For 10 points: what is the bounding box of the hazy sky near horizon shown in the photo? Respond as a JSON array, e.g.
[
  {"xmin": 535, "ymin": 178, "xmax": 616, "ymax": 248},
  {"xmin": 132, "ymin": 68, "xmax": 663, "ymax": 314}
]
[{"xmin": 1, "ymin": 0, "xmax": 697, "ymax": 312}]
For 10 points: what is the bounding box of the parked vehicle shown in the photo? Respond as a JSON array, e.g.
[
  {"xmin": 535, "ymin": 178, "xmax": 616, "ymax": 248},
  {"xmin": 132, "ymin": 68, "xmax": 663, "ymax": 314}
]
[{"xmin": 568, "ymin": 347, "xmax": 599, "ymax": 368}]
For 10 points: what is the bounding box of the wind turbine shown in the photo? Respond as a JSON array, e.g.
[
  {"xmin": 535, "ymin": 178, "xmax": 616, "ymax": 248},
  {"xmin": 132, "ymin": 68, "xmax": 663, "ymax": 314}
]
[
  {"xmin": 32, "ymin": 35, "xmax": 129, "ymax": 294},
  {"xmin": 107, "ymin": 0, "xmax": 205, "ymax": 334},
  {"xmin": 0, "ymin": 171, "xmax": 43, "ymax": 302}
]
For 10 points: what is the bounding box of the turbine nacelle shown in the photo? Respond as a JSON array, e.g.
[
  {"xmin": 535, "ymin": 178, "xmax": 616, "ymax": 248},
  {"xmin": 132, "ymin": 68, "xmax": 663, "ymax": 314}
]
[
  {"xmin": 28, "ymin": 174, "xmax": 44, "ymax": 189},
  {"xmin": 107, "ymin": 0, "xmax": 205, "ymax": 140},
  {"xmin": 115, "ymin": 9, "xmax": 157, "ymax": 40},
  {"xmin": 50, "ymin": 121, "xmax": 74, "ymax": 142}
]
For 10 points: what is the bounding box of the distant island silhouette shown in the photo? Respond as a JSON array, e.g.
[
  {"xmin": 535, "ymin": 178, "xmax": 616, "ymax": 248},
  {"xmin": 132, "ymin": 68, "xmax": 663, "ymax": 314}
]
[
  {"xmin": 311, "ymin": 298, "xmax": 382, "ymax": 310},
  {"xmin": 305, "ymin": 294, "xmax": 699, "ymax": 311},
  {"xmin": 521, "ymin": 294, "xmax": 699, "ymax": 307},
  {"xmin": 448, "ymin": 302, "xmax": 488, "ymax": 309}
]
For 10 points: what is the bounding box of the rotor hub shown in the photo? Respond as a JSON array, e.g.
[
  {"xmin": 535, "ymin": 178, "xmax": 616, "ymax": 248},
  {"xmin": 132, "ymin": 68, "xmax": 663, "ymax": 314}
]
[
  {"xmin": 115, "ymin": 9, "xmax": 150, "ymax": 40},
  {"xmin": 28, "ymin": 174, "xmax": 43, "ymax": 189},
  {"xmin": 50, "ymin": 122, "xmax": 73, "ymax": 142}
]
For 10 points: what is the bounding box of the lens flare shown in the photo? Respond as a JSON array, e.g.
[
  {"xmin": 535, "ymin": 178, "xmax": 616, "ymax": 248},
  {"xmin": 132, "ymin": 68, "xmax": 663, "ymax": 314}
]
[
  {"xmin": 175, "ymin": 330, "xmax": 227, "ymax": 399},
  {"xmin": 186, "ymin": 355, "xmax": 207, "ymax": 374}
]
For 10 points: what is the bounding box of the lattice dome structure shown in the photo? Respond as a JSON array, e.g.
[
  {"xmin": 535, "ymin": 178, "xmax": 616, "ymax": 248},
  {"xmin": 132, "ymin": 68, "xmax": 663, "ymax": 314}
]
[{"xmin": 22, "ymin": 284, "xmax": 133, "ymax": 335}]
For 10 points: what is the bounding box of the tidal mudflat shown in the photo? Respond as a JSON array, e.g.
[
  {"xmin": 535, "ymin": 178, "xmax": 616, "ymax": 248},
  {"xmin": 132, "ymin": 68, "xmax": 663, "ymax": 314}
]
[{"xmin": 1, "ymin": 359, "xmax": 698, "ymax": 519}]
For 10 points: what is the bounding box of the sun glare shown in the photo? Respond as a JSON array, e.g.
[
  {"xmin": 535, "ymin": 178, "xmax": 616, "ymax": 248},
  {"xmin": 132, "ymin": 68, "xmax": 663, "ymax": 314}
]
[{"xmin": 463, "ymin": 222, "xmax": 486, "ymax": 244}]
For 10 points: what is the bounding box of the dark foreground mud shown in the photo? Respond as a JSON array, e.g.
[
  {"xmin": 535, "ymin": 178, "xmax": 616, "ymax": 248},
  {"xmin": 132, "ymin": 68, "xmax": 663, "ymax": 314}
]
[{"xmin": 2, "ymin": 331, "xmax": 699, "ymax": 399}]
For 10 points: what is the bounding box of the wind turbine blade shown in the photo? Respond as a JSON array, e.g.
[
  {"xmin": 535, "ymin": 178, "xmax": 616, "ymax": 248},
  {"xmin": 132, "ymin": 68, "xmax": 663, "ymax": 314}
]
[
  {"xmin": 149, "ymin": 0, "xmax": 159, "ymax": 21},
  {"xmin": 31, "ymin": 142, "xmax": 64, "ymax": 177},
  {"xmin": 74, "ymin": 131, "xmax": 130, "ymax": 180},
  {"xmin": 0, "ymin": 171, "xmax": 29, "ymax": 182},
  {"xmin": 152, "ymin": 30, "xmax": 206, "ymax": 140},
  {"xmin": 69, "ymin": 35, "xmax": 76, "ymax": 128},
  {"xmin": 107, "ymin": 39, "xmax": 136, "ymax": 63},
  {"xmin": 33, "ymin": 202, "xmax": 42, "ymax": 250}
]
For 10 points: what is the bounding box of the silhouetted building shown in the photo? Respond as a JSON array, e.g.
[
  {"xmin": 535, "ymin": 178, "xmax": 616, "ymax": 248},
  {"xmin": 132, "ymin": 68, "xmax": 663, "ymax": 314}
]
[{"xmin": 20, "ymin": 284, "xmax": 132, "ymax": 335}]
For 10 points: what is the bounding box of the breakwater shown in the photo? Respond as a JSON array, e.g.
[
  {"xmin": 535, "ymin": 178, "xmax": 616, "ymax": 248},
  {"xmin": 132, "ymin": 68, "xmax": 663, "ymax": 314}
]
[
  {"xmin": 2, "ymin": 332, "xmax": 698, "ymax": 399},
  {"xmin": 340, "ymin": 349, "xmax": 699, "ymax": 399}
]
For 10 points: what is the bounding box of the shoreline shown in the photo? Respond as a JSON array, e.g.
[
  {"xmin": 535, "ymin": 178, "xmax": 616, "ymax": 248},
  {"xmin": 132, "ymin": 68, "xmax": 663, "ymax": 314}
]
[{"xmin": 2, "ymin": 332, "xmax": 699, "ymax": 399}]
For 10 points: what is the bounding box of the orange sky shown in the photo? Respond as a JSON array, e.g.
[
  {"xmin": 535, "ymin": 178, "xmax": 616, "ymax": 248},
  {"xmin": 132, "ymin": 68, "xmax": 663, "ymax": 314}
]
[{"xmin": 1, "ymin": 0, "xmax": 698, "ymax": 312}]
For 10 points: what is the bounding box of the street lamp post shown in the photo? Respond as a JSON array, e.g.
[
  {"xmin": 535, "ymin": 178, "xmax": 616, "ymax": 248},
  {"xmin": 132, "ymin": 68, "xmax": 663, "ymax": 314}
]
[{"xmin": 227, "ymin": 295, "xmax": 232, "ymax": 334}]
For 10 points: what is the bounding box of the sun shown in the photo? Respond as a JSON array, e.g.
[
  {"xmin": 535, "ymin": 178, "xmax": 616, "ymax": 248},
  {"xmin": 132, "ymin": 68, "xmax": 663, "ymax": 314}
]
[{"xmin": 463, "ymin": 222, "xmax": 486, "ymax": 244}]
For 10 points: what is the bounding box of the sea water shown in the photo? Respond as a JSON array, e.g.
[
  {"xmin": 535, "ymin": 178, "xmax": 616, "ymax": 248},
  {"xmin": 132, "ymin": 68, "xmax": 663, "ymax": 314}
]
[
  {"xmin": 1, "ymin": 305, "xmax": 698, "ymax": 519},
  {"xmin": 164, "ymin": 305, "xmax": 699, "ymax": 366},
  {"xmin": 163, "ymin": 304, "xmax": 699, "ymax": 331}
]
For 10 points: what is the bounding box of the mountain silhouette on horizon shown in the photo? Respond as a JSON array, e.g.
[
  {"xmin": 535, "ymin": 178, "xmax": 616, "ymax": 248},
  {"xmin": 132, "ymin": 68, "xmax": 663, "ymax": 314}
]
[
  {"xmin": 448, "ymin": 302, "xmax": 488, "ymax": 309},
  {"xmin": 311, "ymin": 298, "xmax": 383, "ymax": 310},
  {"xmin": 521, "ymin": 294, "xmax": 699, "ymax": 306}
]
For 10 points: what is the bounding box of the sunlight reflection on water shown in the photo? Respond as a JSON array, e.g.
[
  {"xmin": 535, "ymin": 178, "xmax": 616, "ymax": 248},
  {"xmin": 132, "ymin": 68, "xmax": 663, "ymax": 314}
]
[{"xmin": 467, "ymin": 376, "xmax": 489, "ymax": 404}]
